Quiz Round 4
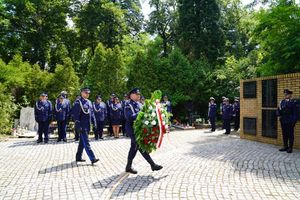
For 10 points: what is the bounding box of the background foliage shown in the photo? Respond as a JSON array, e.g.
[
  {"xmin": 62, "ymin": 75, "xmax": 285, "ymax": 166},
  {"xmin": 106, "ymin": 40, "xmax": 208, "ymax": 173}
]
[{"xmin": 0, "ymin": 0, "xmax": 299, "ymax": 133}]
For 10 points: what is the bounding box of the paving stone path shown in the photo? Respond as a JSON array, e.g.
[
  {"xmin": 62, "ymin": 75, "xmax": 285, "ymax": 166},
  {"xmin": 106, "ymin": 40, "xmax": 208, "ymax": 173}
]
[{"xmin": 0, "ymin": 129, "xmax": 300, "ymax": 200}]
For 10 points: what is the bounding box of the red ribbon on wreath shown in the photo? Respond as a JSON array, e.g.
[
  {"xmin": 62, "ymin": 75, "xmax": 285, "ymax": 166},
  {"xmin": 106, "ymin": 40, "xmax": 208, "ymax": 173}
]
[{"xmin": 156, "ymin": 100, "xmax": 166, "ymax": 148}]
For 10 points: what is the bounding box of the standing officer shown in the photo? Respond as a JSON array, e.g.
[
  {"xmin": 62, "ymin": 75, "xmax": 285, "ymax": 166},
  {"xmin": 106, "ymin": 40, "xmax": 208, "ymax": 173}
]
[
  {"xmin": 55, "ymin": 95, "xmax": 70, "ymax": 142},
  {"xmin": 222, "ymin": 98, "xmax": 233, "ymax": 135},
  {"xmin": 106, "ymin": 93, "xmax": 116, "ymax": 137},
  {"xmin": 138, "ymin": 96, "xmax": 145, "ymax": 109},
  {"xmin": 73, "ymin": 88, "xmax": 99, "ymax": 164},
  {"xmin": 93, "ymin": 95, "xmax": 107, "ymax": 140},
  {"xmin": 60, "ymin": 91, "xmax": 71, "ymax": 110},
  {"xmin": 232, "ymin": 97, "xmax": 240, "ymax": 131},
  {"xmin": 35, "ymin": 93, "xmax": 52, "ymax": 143},
  {"xmin": 162, "ymin": 95, "xmax": 172, "ymax": 113},
  {"xmin": 220, "ymin": 96, "xmax": 226, "ymax": 129},
  {"xmin": 208, "ymin": 97, "xmax": 217, "ymax": 132},
  {"xmin": 124, "ymin": 88, "xmax": 163, "ymax": 174},
  {"xmin": 277, "ymin": 89, "xmax": 298, "ymax": 153},
  {"xmin": 121, "ymin": 94, "xmax": 129, "ymax": 136}
]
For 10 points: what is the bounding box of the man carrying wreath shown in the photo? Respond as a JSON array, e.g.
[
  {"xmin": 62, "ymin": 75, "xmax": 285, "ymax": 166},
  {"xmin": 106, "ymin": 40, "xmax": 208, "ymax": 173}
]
[{"xmin": 124, "ymin": 88, "xmax": 163, "ymax": 174}]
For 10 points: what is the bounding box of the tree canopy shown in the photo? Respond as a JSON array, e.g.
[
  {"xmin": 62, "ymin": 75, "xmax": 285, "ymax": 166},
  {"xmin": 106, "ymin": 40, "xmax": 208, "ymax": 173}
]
[{"xmin": 0, "ymin": 0, "xmax": 299, "ymax": 133}]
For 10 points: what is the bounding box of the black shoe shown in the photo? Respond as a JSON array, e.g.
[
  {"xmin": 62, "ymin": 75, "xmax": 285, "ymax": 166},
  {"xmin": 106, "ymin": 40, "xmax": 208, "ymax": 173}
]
[
  {"xmin": 151, "ymin": 164, "xmax": 163, "ymax": 171},
  {"xmin": 126, "ymin": 167, "xmax": 138, "ymax": 174},
  {"xmin": 37, "ymin": 139, "xmax": 43, "ymax": 143},
  {"xmin": 91, "ymin": 158, "xmax": 99, "ymax": 165},
  {"xmin": 57, "ymin": 139, "xmax": 61, "ymax": 142},
  {"xmin": 211, "ymin": 130, "xmax": 215, "ymax": 132},
  {"xmin": 76, "ymin": 159, "xmax": 86, "ymax": 162},
  {"xmin": 63, "ymin": 138, "xmax": 67, "ymax": 142},
  {"xmin": 44, "ymin": 140, "xmax": 48, "ymax": 143},
  {"xmin": 287, "ymin": 148, "xmax": 293, "ymax": 153},
  {"xmin": 223, "ymin": 132, "xmax": 230, "ymax": 135},
  {"xmin": 279, "ymin": 147, "xmax": 288, "ymax": 152},
  {"xmin": 99, "ymin": 137, "xmax": 104, "ymax": 140}
]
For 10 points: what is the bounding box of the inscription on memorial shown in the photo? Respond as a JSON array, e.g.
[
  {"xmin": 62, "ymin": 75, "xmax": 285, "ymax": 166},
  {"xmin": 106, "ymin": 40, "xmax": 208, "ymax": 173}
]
[
  {"xmin": 243, "ymin": 117, "xmax": 257, "ymax": 135},
  {"xmin": 243, "ymin": 81, "xmax": 256, "ymax": 98},
  {"xmin": 262, "ymin": 110, "xmax": 277, "ymax": 138},
  {"xmin": 262, "ymin": 79, "xmax": 277, "ymax": 108}
]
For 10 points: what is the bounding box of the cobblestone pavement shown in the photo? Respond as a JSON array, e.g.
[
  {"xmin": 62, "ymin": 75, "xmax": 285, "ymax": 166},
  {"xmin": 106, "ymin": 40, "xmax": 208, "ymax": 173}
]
[{"xmin": 0, "ymin": 129, "xmax": 300, "ymax": 200}]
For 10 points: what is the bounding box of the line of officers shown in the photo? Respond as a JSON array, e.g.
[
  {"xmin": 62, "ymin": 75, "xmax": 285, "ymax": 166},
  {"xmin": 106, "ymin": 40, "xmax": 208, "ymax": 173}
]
[
  {"xmin": 207, "ymin": 96, "xmax": 240, "ymax": 134},
  {"xmin": 34, "ymin": 87, "xmax": 169, "ymax": 170},
  {"xmin": 34, "ymin": 91, "xmax": 172, "ymax": 143}
]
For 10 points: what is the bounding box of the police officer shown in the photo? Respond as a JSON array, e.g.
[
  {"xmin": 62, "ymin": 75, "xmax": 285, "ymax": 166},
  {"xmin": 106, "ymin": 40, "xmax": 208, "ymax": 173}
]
[
  {"xmin": 162, "ymin": 95, "xmax": 172, "ymax": 113},
  {"xmin": 93, "ymin": 95, "xmax": 107, "ymax": 140},
  {"xmin": 277, "ymin": 89, "xmax": 298, "ymax": 153},
  {"xmin": 208, "ymin": 97, "xmax": 217, "ymax": 132},
  {"xmin": 73, "ymin": 88, "xmax": 99, "ymax": 164},
  {"xmin": 60, "ymin": 91, "xmax": 71, "ymax": 111},
  {"xmin": 107, "ymin": 93, "xmax": 116, "ymax": 137},
  {"xmin": 55, "ymin": 95, "xmax": 70, "ymax": 142},
  {"xmin": 125, "ymin": 88, "xmax": 163, "ymax": 174},
  {"xmin": 222, "ymin": 98, "xmax": 233, "ymax": 135},
  {"xmin": 35, "ymin": 93, "xmax": 52, "ymax": 143},
  {"xmin": 121, "ymin": 94, "xmax": 129, "ymax": 136},
  {"xmin": 138, "ymin": 96, "xmax": 145, "ymax": 109},
  {"xmin": 220, "ymin": 96, "xmax": 226, "ymax": 129},
  {"xmin": 233, "ymin": 97, "xmax": 240, "ymax": 131}
]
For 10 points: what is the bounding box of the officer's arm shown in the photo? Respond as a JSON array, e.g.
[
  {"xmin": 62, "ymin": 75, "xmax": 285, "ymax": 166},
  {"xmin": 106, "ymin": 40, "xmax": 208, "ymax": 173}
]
[
  {"xmin": 276, "ymin": 101, "xmax": 282, "ymax": 116},
  {"xmin": 292, "ymin": 101, "xmax": 298, "ymax": 124},
  {"xmin": 73, "ymin": 101, "xmax": 81, "ymax": 130},
  {"xmin": 90, "ymin": 102, "xmax": 96, "ymax": 127},
  {"xmin": 48, "ymin": 101, "xmax": 53, "ymax": 121},
  {"xmin": 124, "ymin": 105, "xmax": 137, "ymax": 122},
  {"xmin": 34, "ymin": 102, "xmax": 38, "ymax": 121}
]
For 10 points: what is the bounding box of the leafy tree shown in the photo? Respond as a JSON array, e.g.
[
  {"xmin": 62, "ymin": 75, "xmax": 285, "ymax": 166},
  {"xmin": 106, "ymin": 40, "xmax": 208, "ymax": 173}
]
[
  {"xmin": 47, "ymin": 57, "xmax": 80, "ymax": 102},
  {"xmin": 0, "ymin": 0, "xmax": 71, "ymax": 70},
  {"xmin": 219, "ymin": 0, "xmax": 255, "ymax": 58},
  {"xmin": 0, "ymin": 83, "xmax": 18, "ymax": 134},
  {"xmin": 75, "ymin": 0, "xmax": 127, "ymax": 54},
  {"xmin": 85, "ymin": 42, "xmax": 126, "ymax": 99},
  {"xmin": 177, "ymin": 0, "xmax": 224, "ymax": 63},
  {"xmin": 118, "ymin": 0, "xmax": 143, "ymax": 35},
  {"xmin": 254, "ymin": 1, "xmax": 300, "ymax": 75},
  {"xmin": 146, "ymin": 0, "xmax": 177, "ymax": 56}
]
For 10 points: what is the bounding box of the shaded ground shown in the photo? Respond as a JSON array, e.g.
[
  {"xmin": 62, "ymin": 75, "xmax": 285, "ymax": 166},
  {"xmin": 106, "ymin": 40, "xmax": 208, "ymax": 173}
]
[{"xmin": 0, "ymin": 129, "xmax": 299, "ymax": 200}]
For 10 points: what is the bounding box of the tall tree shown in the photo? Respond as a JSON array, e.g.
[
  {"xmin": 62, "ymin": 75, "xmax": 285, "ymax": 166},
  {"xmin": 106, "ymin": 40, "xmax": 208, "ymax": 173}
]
[
  {"xmin": 75, "ymin": 0, "xmax": 127, "ymax": 54},
  {"xmin": 254, "ymin": 0, "xmax": 300, "ymax": 75},
  {"xmin": 146, "ymin": 0, "xmax": 177, "ymax": 56},
  {"xmin": 0, "ymin": 0, "xmax": 71, "ymax": 70},
  {"xmin": 177, "ymin": 0, "xmax": 224, "ymax": 63},
  {"xmin": 85, "ymin": 42, "xmax": 126, "ymax": 99}
]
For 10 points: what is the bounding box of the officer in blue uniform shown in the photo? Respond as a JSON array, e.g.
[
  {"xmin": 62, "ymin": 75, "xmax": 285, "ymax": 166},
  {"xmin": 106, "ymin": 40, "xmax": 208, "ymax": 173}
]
[
  {"xmin": 35, "ymin": 93, "xmax": 52, "ymax": 143},
  {"xmin": 208, "ymin": 97, "xmax": 217, "ymax": 132},
  {"xmin": 106, "ymin": 93, "xmax": 116, "ymax": 137},
  {"xmin": 162, "ymin": 95, "xmax": 172, "ymax": 113},
  {"xmin": 138, "ymin": 96, "xmax": 145, "ymax": 109},
  {"xmin": 232, "ymin": 97, "xmax": 240, "ymax": 131},
  {"xmin": 55, "ymin": 95, "xmax": 70, "ymax": 142},
  {"xmin": 121, "ymin": 94, "xmax": 129, "ymax": 136},
  {"xmin": 125, "ymin": 88, "xmax": 163, "ymax": 174},
  {"xmin": 93, "ymin": 95, "xmax": 107, "ymax": 140},
  {"xmin": 277, "ymin": 89, "xmax": 298, "ymax": 153},
  {"xmin": 73, "ymin": 88, "xmax": 99, "ymax": 164},
  {"xmin": 222, "ymin": 98, "xmax": 233, "ymax": 135},
  {"xmin": 220, "ymin": 96, "xmax": 226, "ymax": 129}
]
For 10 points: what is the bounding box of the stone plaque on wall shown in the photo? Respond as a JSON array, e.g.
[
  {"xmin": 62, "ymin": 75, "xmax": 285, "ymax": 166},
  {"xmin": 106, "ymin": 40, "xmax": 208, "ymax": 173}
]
[
  {"xmin": 262, "ymin": 110, "xmax": 277, "ymax": 138},
  {"xmin": 243, "ymin": 81, "xmax": 257, "ymax": 98},
  {"xmin": 262, "ymin": 79, "xmax": 277, "ymax": 108},
  {"xmin": 243, "ymin": 117, "xmax": 257, "ymax": 135}
]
